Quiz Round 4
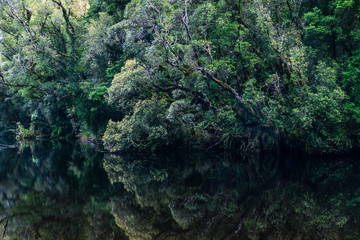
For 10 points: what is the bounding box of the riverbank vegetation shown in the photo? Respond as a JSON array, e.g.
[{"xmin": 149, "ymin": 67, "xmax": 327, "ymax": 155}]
[{"xmin": 0, "ymin": 0, "xmax": 359, "ymax": 154}]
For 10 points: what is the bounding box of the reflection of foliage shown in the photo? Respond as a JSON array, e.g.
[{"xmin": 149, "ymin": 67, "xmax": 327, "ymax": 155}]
[
  {"xmin": 0, "ymin": 141, "xmax": 128, "ymax": 240},
  {"xmin": 0, "ymin": 191, "xmax": 127, "ymax": 240},
  {"xmin": 3, "ymin": 191, "xmax": 83, "ymax": 240},
  {"xmin": 104, "ymin": 153, "xmax": 360, "ymax": 240},
  {"xmin": 104, "ymin": 152, "xmax": 277, "ymax": 239},
  {"xmin": 1, "ymin": 142, "xmax": 359, "ymax": 240},
  {"xmin": 243, "ymin": 184, "xmax": 352, "ymax": 239}
]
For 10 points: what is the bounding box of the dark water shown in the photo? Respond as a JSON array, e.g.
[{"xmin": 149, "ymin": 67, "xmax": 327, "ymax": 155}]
[{"xmin": 0, "ymin": 142, "xmax": 360, "ymax": 239}]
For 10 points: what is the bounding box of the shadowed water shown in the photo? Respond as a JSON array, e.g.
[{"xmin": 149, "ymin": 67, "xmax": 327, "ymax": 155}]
[
  {"xmin": 0, "ymin": 142, "xmax": 360, "ymax": 239},
  {"xmin": 0, "ymin": 141, "xmax": 127, "ymax": 240}
]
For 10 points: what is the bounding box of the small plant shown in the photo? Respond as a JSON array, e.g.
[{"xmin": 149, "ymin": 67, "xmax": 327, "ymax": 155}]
[{"xmin": 15, "ymin": 123, "xmax": 35, "ymax": 140}]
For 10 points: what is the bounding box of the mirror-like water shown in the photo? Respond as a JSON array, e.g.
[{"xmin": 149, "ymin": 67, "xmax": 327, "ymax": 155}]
[
  {"xmin": 0, "ymin": 142, "xmax": 127, "ymax": 240},
  {"xmin": 0, "ymin": 142, "xmax": 359, "ymax": 239}
]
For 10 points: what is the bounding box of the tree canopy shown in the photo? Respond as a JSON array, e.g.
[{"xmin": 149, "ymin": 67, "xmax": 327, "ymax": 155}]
[{"xmin": 0, "ymin": 0, "xmax": 359, "ymax": 154}]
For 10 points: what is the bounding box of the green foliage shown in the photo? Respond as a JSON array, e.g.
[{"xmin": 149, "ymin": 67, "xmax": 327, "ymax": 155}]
[
  {"xmin": 104, "ymin": 98, "xmax": 172, "ymax": 152},
  {"xmin": 107, "ymin": 60, "xmax": 151, "ymax": 112},
  {"xmin": 16, "ymin": 123, "xmax": 33, "ymax": 140},
  {"xmin": 289, "ymin": 63, "xmax": 351, "ymax": 153},
  {"xmin": 0, "ymin": 0, "xmax": 360, "ymax": 154}
]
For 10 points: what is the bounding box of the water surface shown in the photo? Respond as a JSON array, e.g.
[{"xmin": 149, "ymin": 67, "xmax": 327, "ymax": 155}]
[{"xmin": 0, "ymin": 142, "xmax": 360, "ymax": 239}]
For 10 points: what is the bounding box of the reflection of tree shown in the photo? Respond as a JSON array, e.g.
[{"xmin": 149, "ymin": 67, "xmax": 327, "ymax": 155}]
[
  {"xmin": 2, "ymin": 142, "xmax": 359, "ymax": 240},
  {"xmin": 104, "ymin": 153, "xmax": 360, "ymax": 240},
  {"xmin": 1, "ymin": 191, "xmax": 81, "ymax": 239},
  {"xmin": 0, "ymin": 142, "xmax": 128, "ymax": 240},
  {"xmin": 104, "ymin": 152, "xmax": 278, "ymax": 239}
]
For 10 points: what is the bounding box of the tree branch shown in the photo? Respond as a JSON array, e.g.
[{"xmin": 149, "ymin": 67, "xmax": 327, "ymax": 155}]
[{"xmin": 194, "ymin": 66, "xmax": 243, "ymax": 106}]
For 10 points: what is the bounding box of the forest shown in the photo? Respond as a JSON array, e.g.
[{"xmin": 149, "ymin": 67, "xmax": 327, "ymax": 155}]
[{"xmin": 0, "ymin": 0, "xmax": 360, "ymax": 155}]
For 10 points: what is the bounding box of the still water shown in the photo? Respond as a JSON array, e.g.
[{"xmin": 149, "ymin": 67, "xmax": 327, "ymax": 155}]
[{"xmin": 0, "ymin": 141, "xmax": 360, "ymax": 240}]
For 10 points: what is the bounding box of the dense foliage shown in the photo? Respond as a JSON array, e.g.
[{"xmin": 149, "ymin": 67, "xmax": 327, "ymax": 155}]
[{"xmin": 0, "ymin": 0, "xmax": 360, "ymax": 154}]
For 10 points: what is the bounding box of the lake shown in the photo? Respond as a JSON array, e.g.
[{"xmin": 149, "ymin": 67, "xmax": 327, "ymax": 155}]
[{"xmin": 0, "ymin": 141, "xmax": 359, "ymax": 239}]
